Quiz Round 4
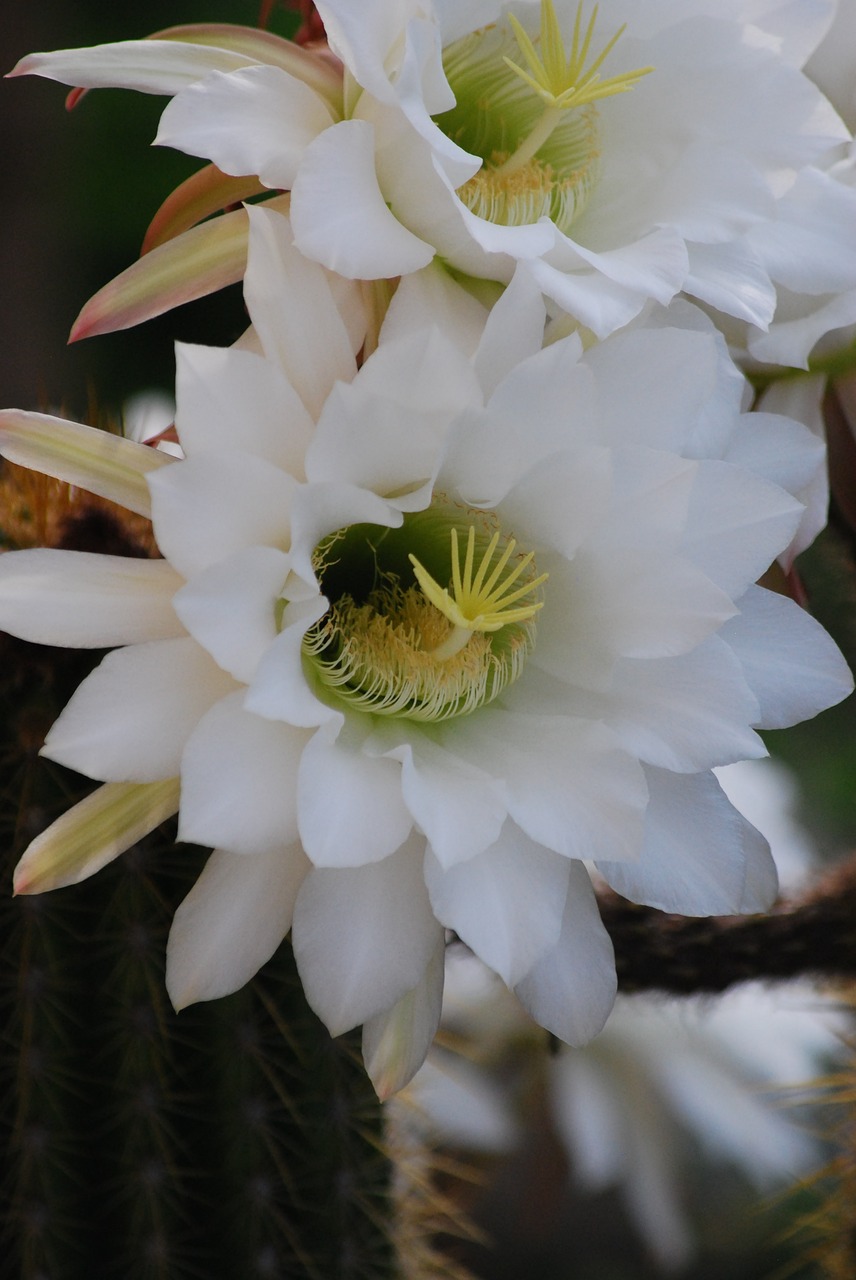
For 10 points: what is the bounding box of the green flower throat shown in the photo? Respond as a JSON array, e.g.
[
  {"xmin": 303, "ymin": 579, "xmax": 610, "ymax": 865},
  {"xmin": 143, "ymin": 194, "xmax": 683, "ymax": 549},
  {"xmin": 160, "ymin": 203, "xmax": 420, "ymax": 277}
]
[
  {"xmin": 436, "ymin": 0, "xmax": 652, "ymax": 231},
  {"xmin": 301, "ymin": 505, "xmax": 547, "ymax": 723}
]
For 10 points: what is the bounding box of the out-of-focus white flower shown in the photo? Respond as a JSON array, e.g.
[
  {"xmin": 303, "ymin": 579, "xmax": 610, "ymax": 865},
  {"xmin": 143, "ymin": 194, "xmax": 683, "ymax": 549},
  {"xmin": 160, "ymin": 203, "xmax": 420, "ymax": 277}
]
[
  {"xmin": 11, "ymin": 0, "xmax": 851, "ymax": 349},
  {"xmin": 548, "ymin": 983, "xmax": 843, "ymax": 1270},
  {"xmin": 123, "ymin": 389, "xmax": 182, "ymax": 457},
  {"xmin": 0, "ymin": 209, "xmax": 850, "ymax": 1094},
  {"xmin": 413, "ymin": 964, "xmax": 844, "ymax": 1268}
]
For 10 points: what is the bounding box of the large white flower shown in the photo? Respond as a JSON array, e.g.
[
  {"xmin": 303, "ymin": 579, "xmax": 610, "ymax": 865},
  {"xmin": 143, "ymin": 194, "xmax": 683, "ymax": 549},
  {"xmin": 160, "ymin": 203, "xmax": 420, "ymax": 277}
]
[
  {"xmin": 0, "ymin": 208, "xmax": 850, "ymax": 1094},
  {"xmin": 11, "ymin": 0, "xmax": 850, "ymax": 345}
]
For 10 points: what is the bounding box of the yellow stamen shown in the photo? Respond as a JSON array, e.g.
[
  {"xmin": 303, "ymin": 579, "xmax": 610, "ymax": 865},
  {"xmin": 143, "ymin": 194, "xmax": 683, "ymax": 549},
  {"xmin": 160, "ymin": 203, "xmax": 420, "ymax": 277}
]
[
  {"xmin": 409, "ymin": 525, "xmax": 548, "ymax": 661},
  {"xmin": 495, "ymin": 0, "xmax": 653, "ymax": 176}
]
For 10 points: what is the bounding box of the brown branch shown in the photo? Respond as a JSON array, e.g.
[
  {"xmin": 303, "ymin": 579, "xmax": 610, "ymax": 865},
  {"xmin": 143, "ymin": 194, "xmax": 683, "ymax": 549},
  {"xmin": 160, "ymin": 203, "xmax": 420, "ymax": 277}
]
[{"xmin": 600, "ymin": 859, "xmax": 856, "ymax": 995}]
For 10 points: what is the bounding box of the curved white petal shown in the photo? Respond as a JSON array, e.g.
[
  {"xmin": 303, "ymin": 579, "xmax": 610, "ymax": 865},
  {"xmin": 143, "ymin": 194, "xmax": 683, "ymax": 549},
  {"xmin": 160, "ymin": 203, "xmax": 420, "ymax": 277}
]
[
  {"xmin": 287, "ymin": 480, "xmax": 401, "ymax": 585},
  {"xmin": 148, "ymin": 450, "xmax": 295, "ymax": 579},
  {"xmin": 720, "ymin": 585, "xmax": 853, "ymax": 728},
  {"xmin": 599, "ymin": 637, "xmax": 764, "ymax": 773},
  {"xmin": 514, "ymin": 862, "xmax": 617, "ymax": 1046},
  {"xmin": 290, "ymin": 120, "xmax": 435, "ymax": 278},
  {"xmin": 362, "ymin": 931, "xmax": 446, "ymax": 1098},
  {"xmin": 583, "ymin": 326, "xmax": 741, "ymax": 458},
  {"xmin": 175, "ymin": 342, "xmax": 314, "ymax": 476},
  {"xmin": 535, "ymin": 546, "xmax": 736, "ymax": 677},
  {"xmin": 0, "ymin": 550, "xmax": 184, "ymax": 647},
  {"xmin": 379, "ymin": 263, "xmax": 489, "ymax": 357},
  {"xmin": 472, "ymin": 267, "xmax": 547, "ymax": 399},
  {"xmin": 424, "ymin": 825, "xmax": 570, "ymax": 985},
  {"xmin": 307, "ymin": 327, "xmax": 479, "ymax": 500},
  {"xmin": 172, "ymin": 545, "xmax": 291, "ymax": 685},
  {"xmin": 10, "ymin": 40, "xmax": 254, "ymax": 94},
  {"xmin": 724, "ymin": 410, "xmax": 824, "ymax": 503},
  {"xmin": 244, "ymin": 596, "xmax": 338, "ymax": 728},
  {"xmin": 598, "ymin": 766, "xmax": 778, "ymax": 916},
  {"xmin": 297, "ymin": 720, "xmax": 413, "ymax": 867},
  {"xmin": 244, "ymin": 204, "xmax": 357, "ymax": 420},
  {"xmin": 450, "ymin": 711, "xmax": 648, "ymax": 863},
  {"xmin": 440, "ymin": 337, "xmax": 594, "ymax": 507},
  {"xmin": 292, "ymin": 835, "xmax": 441, "ymax": 1035},
  {"xmin": 156, "ymin": 65, "xmax": 336, "ymax": 188},
  {"xmin": 681, "ymin": 460, "xmax": 803, "ymax": 596},
  {"xmin": 179, "ymin": 690, "xmax": 310, "ymax": 855},
  {"xmin": 166, "ymin": 842, "xmax": 310, "ymax": 1009},
  {"xmin": 377, "ymin": 730, "xmax": 507, "ymax": 869},
  {"xmin": 42, "ymin": 636, "xmax": 237, "ymax": 782},
  {"xmin": 495, "ymin": 447, "xmax": 613, "ymax": 560}
]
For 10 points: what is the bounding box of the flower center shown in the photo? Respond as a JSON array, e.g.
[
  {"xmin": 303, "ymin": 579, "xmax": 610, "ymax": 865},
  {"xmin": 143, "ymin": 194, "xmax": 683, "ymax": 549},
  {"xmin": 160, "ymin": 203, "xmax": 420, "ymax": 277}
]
[
  {"xmin": 437, "ymin": 0, "xmax": 652, "ymax": 233},
  {"xmin": 301, "ymin": 506, "xmax": 546, "ymax": 722}
]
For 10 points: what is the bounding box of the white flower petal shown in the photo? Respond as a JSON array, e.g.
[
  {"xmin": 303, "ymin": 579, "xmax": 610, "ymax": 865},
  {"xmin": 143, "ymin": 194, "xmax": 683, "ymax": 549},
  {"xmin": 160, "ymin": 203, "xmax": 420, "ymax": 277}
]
[
  {"xmin": 166, "ymin": 842, "xmax": 310, "ymax": 1009},
  {"xmin": 536, "ymin": 546, "xmax": 736, "ymax": 673},
  {"xmin": 749, "ymin": 167, "xmax": 856, "ymax": 295},
  {"xmin": 379, "ymin": 263, "xmax": 489, "ymax": 357},
  {"xmin": 377, "ymin": 731, "xmax": 507, "ymax": 869},
  {"xmin": 42, "ymin": 636, "xmax": 237, "ymax": 782},
  {"xmin": 450, "ymin": 711, "xmax": 648, "ymax": 863},
  {"xmin": 244, "ymin": 597, "xmax": 338, "ymax": 728},
  {"xmin": 599, "ymin": 637, "xmax": 764, "ymax": 773},
  {"xmin": 515, "ymin": 862, "xmax": 617, "ymax": 1046},
  {"xmin": 681, "ymin": 460, "xmax": 803, "ymax": 596},
  {"xmin": 292, "ymin": 835, "xmax": 441, "ymax": 1035},
  {"xmin": 244, "ymin": 205, "xmax": 357, "ymax": 419},
  {"xmin": 291, "ymin": 119, "xmax": 435, "ymax": 278},
  {"xmin": 683, "ymin": 240, "xmax": 775, "ymax": 327},
  {"xmin": 472, "ymin": 267, "xmax": 547, "ymax": 399},
  {"xmin": 287, "ymin": 480, "xmax": 401, "ymax": 584},
  {"xmin": 172, "ymin": 545, "xmax": 291, "ymax": 685},
  {"xmin": 496, "ymin": 447, "xmax": 612, "ymax": 559},
  {"xmin": 440, "ymin": 336, "xmax": 595, "ymax": 507},
  {"xmin": 179, "ymin": 691, "xmax": 309, "ymax": 855},
  {"xmin": 175, "ymin": 341, "xmax": 314, "ymax": 475},
  {"xmin": 725, "ymin": 410, "xmax": 824, "ymax": 503},
  {"xmin": 584, "ymin": 325, "xmax": 741, "ymax": 458},
  {"xmin": 598, "ymin": 767, "xmax": 777, "ymax": 915},
  {"xmin": 10, "ymin": 40, "xmax": 254, "ymax": 94},
  {"xmin": 720, "ymin": 585, "xmax": 853, "ymax": 728},
  {"xmin": 297, "ymin": 720, "xmax": 413, "ymax": 867},
  {"xmin": 362, "ymin": 932, "xmax": 446, "ymax": 1098},
  {"xmin": 307, "ymin": 329, "xmax": 480, "ymax": 503},
  {"xmin": 156, "ymin": 65, "xmax": 336, "ymax": 189},
  {"xmin": 0, "ymin": 550, "xmax": 183, "ymax": 647},
  {"xmin": 425, "ymin": 825, "xmax": 570, "ymax": 985},
  {"xmin": 148, "ymin": 451, "xmax": 295, "ymax": 579}
]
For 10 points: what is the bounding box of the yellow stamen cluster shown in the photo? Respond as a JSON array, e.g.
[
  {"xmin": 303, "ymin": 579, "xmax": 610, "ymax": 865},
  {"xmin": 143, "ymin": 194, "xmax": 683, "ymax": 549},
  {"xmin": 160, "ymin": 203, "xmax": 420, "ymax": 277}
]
[
  {"xmin": 409, "ymin": 525, "xmax": 547, "ymax": 661},
  {"xmin": 304, "ymin": 584, "xmax": 527, "ymax": 721},
  {"xmin": 303, "ymin": 519, "xmax": 546, "ymax": 722},
  {"xmin": 496, "ymin": 0, "xmax": 653, "ymax": 176}
]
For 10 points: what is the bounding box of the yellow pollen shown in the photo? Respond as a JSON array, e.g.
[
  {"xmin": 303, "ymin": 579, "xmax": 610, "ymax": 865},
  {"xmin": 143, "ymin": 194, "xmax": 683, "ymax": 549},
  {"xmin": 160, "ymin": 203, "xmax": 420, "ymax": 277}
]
[
  {"xmin": 409, "ymin": 525, "xmax": 547, "ymax": 661},
  {"xmin": 495, "ymin": 0, "xmax": 653, "ymax": 176}
]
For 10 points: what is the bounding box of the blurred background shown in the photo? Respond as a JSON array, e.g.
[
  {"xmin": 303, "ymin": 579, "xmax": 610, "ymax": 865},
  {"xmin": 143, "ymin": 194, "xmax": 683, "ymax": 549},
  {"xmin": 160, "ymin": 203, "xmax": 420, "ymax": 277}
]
[{"xmin": 2, "ymin": 5, "xmax": 856, "ymax": 1277}]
